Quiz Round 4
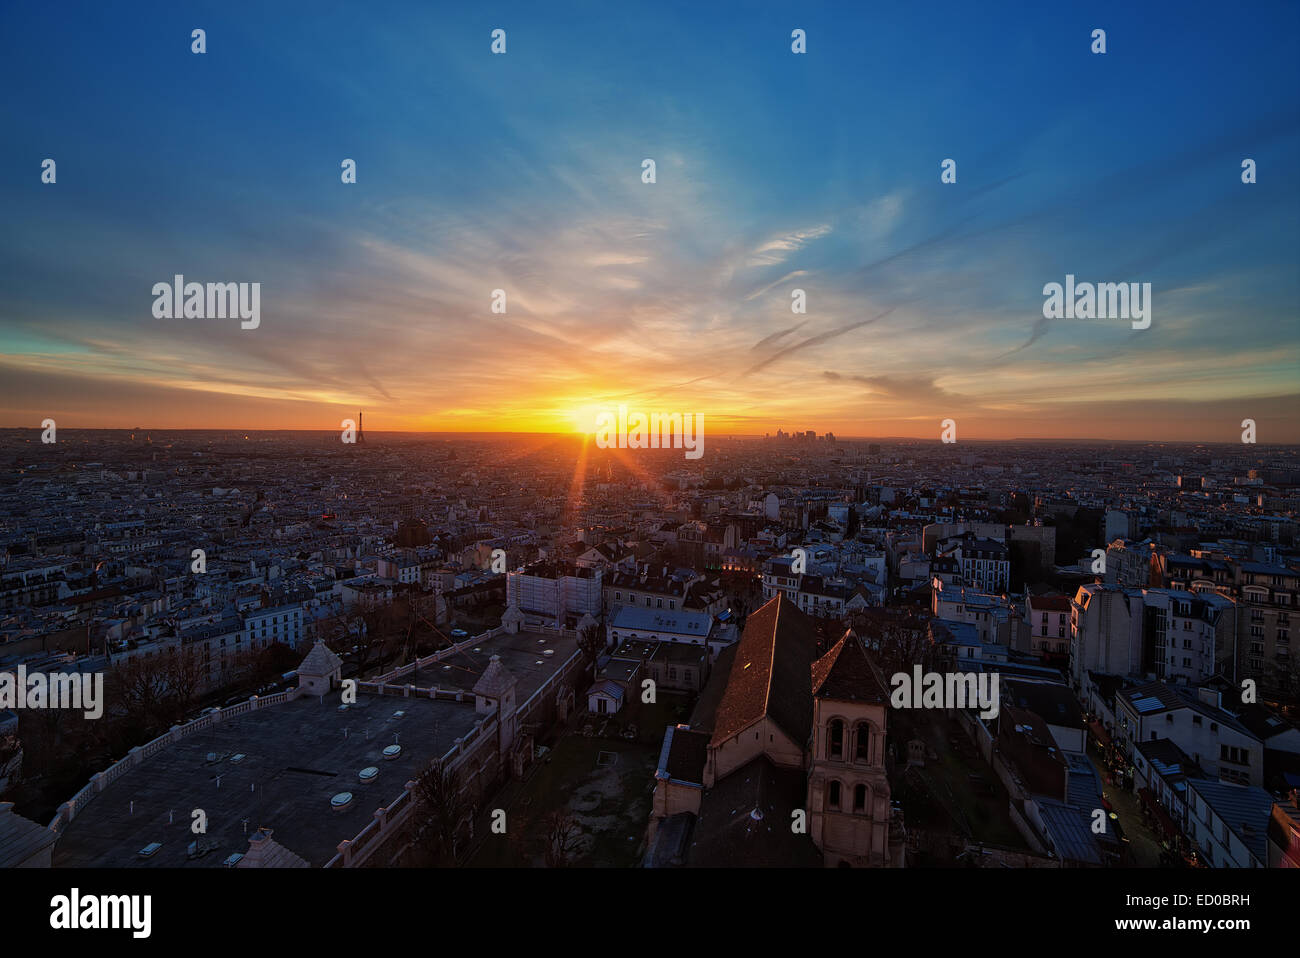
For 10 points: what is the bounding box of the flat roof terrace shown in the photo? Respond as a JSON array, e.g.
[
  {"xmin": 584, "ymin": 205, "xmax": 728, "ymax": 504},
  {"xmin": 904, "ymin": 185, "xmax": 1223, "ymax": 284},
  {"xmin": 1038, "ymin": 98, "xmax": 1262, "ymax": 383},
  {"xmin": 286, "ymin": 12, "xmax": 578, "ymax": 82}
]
[
  {"xmin": 52, "ymin": 691, "xmax": 480, "ymax": 868},
  {"xmin": 384, "ymin": 628, "xmax": 581, "ymax": 703}
]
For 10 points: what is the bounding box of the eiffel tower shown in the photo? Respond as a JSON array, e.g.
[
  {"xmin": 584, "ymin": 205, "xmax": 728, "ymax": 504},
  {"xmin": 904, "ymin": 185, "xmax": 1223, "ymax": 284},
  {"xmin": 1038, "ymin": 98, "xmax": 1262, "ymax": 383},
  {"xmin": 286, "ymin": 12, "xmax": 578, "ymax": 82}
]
[{"xmin": 357, "ymin": 410, "xmax": 366, "ymax": 444}]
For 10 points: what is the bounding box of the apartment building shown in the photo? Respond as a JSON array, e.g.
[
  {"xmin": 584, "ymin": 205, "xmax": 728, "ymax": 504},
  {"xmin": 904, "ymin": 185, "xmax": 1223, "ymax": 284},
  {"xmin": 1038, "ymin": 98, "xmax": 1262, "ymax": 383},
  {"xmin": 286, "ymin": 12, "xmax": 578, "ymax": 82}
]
[
  {"xmin": 1069, "ymin": 584, "xmax": 1144, "ymax": 689},
  {"xmin": 1025, "ymin": 593, "xmax": 1071, "ymax": 660},
  {"xmin": 244, "ymin": 604, "xmax": 305, "ymax": 650},
  {"xmin": 506, "ymin": 560, "xmax": 603, "ymax": 626},
  {"xmin": 936, "ymin": 533, "xmax": 1009, "ymax": 594},
  {"xmin": 1115, "ymin": 682, "xmax": 1263, "ymax": 786},
  {"xmin": 1184, "ymin": 779, "xmax": 1275, "ymax": 867}
]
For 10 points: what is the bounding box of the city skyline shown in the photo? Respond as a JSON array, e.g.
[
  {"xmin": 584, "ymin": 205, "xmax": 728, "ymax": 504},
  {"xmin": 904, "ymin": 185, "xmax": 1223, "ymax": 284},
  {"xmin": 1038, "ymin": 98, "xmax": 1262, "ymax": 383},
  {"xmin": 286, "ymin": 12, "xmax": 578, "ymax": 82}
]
[{"xmin": 2, "ymin": 1, "xmax": 1298, "ymax": 441}]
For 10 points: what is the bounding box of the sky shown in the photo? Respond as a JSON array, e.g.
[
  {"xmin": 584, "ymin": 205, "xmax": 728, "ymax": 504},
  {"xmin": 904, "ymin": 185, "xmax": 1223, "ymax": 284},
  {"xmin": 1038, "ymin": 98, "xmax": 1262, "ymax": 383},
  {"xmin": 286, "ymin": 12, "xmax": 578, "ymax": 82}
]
[{"xmin": 1, "ymin": 0, "xmax": 1297, "ymax": 441}]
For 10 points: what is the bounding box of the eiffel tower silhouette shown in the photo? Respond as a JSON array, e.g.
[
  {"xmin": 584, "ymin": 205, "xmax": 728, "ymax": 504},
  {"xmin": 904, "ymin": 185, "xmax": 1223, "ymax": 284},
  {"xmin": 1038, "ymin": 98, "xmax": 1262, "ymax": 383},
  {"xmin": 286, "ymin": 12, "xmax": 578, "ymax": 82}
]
[{"xmin": 357, "ymin": 410, "xmax": 366, "ymax": 444}]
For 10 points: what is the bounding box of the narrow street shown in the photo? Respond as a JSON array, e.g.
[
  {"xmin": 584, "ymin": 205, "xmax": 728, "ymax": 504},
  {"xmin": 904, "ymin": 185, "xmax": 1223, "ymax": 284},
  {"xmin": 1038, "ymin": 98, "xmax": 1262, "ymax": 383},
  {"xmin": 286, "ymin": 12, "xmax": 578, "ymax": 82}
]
[{"xmin": 1086, "ymin": 746, "xmax": 1163, "ymax": 867}]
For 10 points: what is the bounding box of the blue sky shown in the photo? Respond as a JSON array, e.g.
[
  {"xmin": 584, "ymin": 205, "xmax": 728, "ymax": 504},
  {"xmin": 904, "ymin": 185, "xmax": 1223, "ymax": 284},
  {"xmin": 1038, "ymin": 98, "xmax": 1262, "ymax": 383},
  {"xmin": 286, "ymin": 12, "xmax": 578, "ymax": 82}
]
[{"xmin": 1, "ymin": 0, "xmax": 1297, "ymax": 439}]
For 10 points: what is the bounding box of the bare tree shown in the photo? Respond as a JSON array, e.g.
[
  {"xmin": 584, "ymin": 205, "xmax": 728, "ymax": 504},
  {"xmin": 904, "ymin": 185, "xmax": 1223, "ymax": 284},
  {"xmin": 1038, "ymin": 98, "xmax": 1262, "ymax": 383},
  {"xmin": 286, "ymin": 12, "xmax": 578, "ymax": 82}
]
[
  {"xmin": 317, "ymin": 608, "xmax": 368, "ymax": 676},
  {"xmin": 161, "ymin": 645, "xmax": 206, "ymax": 720},
  {"xmin": 0, "ymin": 731, "xmax": 21, "ymax": 793},
  {"xmin": 410, "ymin": 759, "xmax": 469, "ymax": 866},
  {"xmin": 1270, "ymin": 656, "xmax": 1300, "ymax": 713},
  {"xmin": 543, "ymin": 810, "xmax": 585, "ymax": 867},
  {"xmin": 110, "ymin": 654, "xmax": 173, "ymax": 733},
  {"xmin": 577, "ymin": 622, "xmax": 605, "ymax": 679}
]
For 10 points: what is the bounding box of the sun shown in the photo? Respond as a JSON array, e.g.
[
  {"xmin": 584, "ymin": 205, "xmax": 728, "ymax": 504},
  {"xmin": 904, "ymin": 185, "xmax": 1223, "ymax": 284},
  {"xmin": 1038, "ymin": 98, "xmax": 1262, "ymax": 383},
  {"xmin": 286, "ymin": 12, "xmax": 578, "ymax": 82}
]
[{"xmin": 567, "ymin": 404, "xmax": 606, "ymax": 435}]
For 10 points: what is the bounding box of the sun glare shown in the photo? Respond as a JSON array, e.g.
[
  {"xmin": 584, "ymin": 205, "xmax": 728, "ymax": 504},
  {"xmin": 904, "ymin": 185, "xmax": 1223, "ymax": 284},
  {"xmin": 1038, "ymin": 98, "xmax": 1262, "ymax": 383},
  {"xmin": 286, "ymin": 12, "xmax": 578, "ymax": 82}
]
[{"xmin": 568, "ymin": 405, "xmax": 605, "ymax": 435}]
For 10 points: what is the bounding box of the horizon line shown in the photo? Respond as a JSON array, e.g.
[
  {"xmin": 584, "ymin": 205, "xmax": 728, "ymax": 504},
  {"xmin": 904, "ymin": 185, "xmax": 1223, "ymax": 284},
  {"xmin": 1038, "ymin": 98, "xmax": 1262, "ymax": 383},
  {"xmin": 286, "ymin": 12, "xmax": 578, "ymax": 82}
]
[{"xmin": 2, "ymin": 426, "xmax": 1295, "ymax": 446}]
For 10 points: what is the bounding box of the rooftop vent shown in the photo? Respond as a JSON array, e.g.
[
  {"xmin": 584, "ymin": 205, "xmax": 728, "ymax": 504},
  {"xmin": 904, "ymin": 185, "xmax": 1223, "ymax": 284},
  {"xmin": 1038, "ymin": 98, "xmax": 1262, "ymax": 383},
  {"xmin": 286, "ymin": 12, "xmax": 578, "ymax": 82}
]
[
  {"xmin": 382, "ymin": 744, "xmax": 402, "ymax": 760},
  {"xmin": 358, "ymin": 766, "xmax": 379, "ymax": 783},
  {"xmin": 330, "ymin": 792, "xmax": 353, "ymax": 810}
]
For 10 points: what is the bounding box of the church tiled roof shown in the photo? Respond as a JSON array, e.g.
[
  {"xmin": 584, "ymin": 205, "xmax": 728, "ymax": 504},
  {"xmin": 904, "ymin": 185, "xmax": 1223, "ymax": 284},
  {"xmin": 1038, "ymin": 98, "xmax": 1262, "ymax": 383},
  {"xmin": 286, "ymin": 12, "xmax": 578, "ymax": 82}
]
[
  {"xmin": 709, "ymin": 594, "xmax": 816, "ymax": 748},
  {"xmin": 811, "ymin": 630, "xmax": 889, "ymax": 703}
]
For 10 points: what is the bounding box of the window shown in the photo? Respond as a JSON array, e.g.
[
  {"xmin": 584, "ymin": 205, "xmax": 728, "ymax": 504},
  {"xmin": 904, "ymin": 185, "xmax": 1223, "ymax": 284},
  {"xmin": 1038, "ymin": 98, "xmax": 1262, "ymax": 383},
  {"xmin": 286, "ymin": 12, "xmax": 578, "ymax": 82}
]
[
  {"xmin": 853, "ymin": 784, "xmax": 867, "ymax": 812},
  {"xmin": 828, "ymin": 720, "xmax": 844, "ymax": 759},
  {"xmin": 855, "ymin": 723, "xmax": 871, "ymax": 762},
  {"xmin": 828, "ymin": 780, "xmax": 841, "ymax": 809}
]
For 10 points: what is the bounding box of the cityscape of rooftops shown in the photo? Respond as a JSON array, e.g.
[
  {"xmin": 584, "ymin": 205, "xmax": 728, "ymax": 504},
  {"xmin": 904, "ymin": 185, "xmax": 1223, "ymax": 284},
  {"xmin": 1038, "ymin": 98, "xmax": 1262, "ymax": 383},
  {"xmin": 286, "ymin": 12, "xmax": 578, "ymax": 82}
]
[{"xmin": 0, "ymin": 3, "xmax": 1297, "ymax": 934}]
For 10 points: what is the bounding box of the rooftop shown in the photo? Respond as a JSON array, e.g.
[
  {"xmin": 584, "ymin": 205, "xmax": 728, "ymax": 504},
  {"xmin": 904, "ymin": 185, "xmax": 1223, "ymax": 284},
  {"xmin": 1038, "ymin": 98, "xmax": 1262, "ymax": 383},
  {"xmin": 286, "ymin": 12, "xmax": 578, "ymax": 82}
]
[{"xmin": 52, "ymin": 692, "xmax": 482, "ymax": 868}]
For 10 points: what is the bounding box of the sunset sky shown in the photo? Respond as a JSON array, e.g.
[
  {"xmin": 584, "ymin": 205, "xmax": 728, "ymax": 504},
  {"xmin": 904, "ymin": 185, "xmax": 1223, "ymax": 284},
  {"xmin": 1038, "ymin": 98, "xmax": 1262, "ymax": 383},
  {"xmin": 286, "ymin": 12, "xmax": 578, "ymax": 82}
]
[{"xmin": 1, "ymin": 1, "xmax": 1297, "ymax": 441}]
